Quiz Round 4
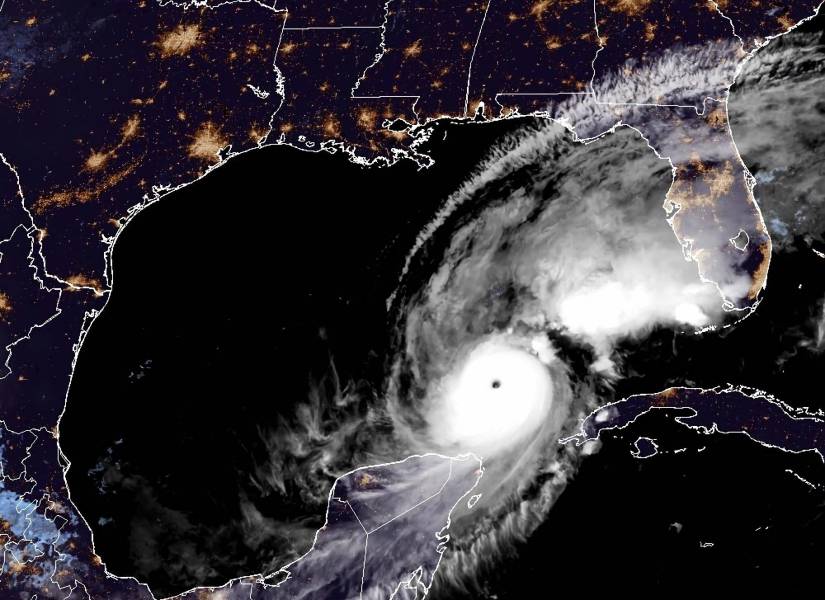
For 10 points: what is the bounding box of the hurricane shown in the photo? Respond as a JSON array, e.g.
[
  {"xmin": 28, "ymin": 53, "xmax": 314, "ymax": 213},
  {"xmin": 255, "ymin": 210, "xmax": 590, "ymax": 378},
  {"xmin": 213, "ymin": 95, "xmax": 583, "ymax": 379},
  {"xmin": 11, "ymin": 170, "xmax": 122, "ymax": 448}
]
[{"xmin": 246, "ymin": 26, "xmax": 825, "ymax": 596}]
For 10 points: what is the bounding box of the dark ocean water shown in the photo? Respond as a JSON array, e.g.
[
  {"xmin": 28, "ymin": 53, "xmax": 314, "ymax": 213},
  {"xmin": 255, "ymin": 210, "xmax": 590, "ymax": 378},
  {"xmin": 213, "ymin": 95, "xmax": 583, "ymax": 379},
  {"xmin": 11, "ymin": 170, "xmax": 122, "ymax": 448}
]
[{"xmin": 59, "ymin": 117, "xmax": 532, "ymax": 596}]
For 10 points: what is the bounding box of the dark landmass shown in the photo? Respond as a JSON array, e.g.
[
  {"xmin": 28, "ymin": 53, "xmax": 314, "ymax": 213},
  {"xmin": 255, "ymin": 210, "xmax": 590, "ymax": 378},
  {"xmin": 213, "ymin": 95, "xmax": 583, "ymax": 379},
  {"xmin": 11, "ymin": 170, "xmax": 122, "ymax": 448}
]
[
  {"xmin": 567, "ymin": 386, "xmax": 825, "ymax": 460},
  {"xmin": 631, "ymin": 436, "xmax": 659, "ymax": 458},
  {"xmin": 266, "ymin": 454, "xmax": 482, "ymax": 600}
]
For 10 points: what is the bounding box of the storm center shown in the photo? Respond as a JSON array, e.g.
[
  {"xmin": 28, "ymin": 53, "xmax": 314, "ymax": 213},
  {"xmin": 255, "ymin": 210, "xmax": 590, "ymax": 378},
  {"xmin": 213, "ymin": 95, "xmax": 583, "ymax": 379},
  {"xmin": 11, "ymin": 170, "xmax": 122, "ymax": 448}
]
[{"xmin": 429, "ymin": 340, "xmax": 554, "ymax": 456}]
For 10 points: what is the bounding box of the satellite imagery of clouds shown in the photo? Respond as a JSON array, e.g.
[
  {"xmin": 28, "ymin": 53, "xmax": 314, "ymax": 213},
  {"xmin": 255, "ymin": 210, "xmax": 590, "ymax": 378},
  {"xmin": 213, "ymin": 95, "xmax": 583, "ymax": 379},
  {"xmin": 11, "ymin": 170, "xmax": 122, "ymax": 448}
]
[{"xmin": 2, "ymin": 0, "xmax": 825, "ymax": 598}]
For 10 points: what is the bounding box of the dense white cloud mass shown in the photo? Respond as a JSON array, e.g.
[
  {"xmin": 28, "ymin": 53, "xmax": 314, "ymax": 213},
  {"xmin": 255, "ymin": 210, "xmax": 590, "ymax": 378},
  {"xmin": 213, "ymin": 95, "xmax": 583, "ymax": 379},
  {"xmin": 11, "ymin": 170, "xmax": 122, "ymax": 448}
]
[
  {"xmin": 400, "ymin": 122, "xmax": 724, "ymax": 369},
  {"xmin": 427, "ymin": 338, "xmax": 554, "ymax": 456}
]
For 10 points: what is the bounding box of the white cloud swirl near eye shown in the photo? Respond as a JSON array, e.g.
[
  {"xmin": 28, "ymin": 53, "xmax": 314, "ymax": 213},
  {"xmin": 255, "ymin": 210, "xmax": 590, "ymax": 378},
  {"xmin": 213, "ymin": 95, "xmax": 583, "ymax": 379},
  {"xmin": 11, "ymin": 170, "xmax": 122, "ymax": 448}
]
[{"xmin": 427, "ymin": 338, "xmax": 554, "ymax": 456}]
